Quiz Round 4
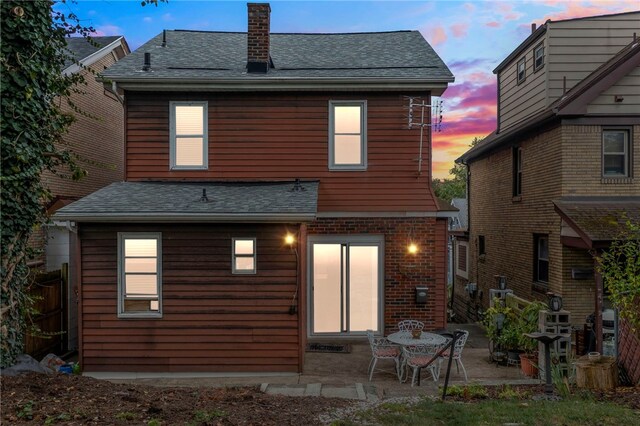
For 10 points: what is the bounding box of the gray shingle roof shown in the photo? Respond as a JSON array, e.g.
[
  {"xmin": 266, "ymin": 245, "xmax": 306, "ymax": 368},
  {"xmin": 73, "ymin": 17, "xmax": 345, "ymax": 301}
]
[
  {"xmin": 101, "ymin": 30, "xmax": 453, "ymax": 82},
  {"xmin": 64, "ymin": 36, "xmax": 122, "ymax": 69},
  {"xmin": 53, "ymin": 181, "xmax": 319, "ymax": 222}
]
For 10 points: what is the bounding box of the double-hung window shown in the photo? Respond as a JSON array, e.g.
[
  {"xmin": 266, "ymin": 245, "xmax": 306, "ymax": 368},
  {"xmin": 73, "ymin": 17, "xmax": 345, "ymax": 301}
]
[
  {"xmin": 533, "ymin": 43, "xmax": 545, "ymax": 72},
  {"xmin": 602, "ymin": 129, "xmax": 631, "ymax": 177},
  {"xmin": 513, "ymin": 146, "xmax": 522, "ymax": 197},
  {"xmin": 118, "ymin": 233, "xmax": 162, "ymax": 318},
  {"xmin": 329, "ymin": 100, "xmax": 367, "ymax": 170},
  {"xmin": 232, "ymin": 238, "xmax": 256, "ymax": 274},
  {"xmin": 170, "ymin": 101, "xmax": 208, "ymax": 169},
  {"xmin": 517, "ymin": 57, "xmax": 526, "ymax": 84},
  {"xmin": 534, "ymin": 234, "xmax": 549, "ymax": 284}
]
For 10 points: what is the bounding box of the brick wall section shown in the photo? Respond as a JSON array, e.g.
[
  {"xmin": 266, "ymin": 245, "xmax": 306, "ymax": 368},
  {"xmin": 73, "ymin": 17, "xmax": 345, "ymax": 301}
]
[
  {"xmin": 561, "ymin": 124, "xmax": 640, "ymax": 195},
  {"xmin": 619, "ymin": 318, "xmax": 640, "ymax": 385},
  {"xmin": 247, "ymin": 3, "xmax": 270, "ymax": 64},
  {"xmin": 30, "ymin": 52, "xmax": 125, "ymax": 265},
  {"xmin": 306, "ymin": 217, "xmax": 448, "ymax": 333},
  {"xmin": 462, "ymin": 125, "xmax": 563, "ymax": 319},
  {"xmin": 461, "ymin": 122, "xmax": 639, "ymax": 326}
]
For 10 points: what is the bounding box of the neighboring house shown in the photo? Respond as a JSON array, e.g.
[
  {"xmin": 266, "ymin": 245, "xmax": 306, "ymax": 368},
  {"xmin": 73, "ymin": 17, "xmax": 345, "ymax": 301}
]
[
  {"xmin": 447, "ymin": 198, "xmax": 469, "ymax": 317},
  {"xmin": 30, "ymin": 36, "xmax": 130, "ymax": 352},
  {"xmin": 53, "ymin": 4, "xmax": 455, "ymax": 374},
  {"xmin": 454, "ymin": 11, "xmax": 639, "ymax": 357}
]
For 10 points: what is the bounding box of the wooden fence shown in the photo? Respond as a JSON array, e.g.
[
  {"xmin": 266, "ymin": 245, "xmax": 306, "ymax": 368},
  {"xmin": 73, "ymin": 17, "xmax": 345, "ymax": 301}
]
[{"xmin": 24, "ymin": 265, "xmax": 68, "ymax": 360}]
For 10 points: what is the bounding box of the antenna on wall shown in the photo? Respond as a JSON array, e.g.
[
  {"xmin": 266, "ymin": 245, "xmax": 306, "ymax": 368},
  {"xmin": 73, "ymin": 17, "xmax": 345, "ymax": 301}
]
[{"xmin": 405, "ymin": 96, "xmax": 444, "ymax": 175}]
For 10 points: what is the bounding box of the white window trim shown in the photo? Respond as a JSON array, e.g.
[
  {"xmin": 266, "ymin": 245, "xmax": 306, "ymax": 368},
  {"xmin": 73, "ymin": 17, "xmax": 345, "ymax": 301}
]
[
  {"xmin": 117, "ymin": 232, "xmax": 162, "ymax": 319},
  {"xmin": 455, "ymin": 241, "xmax": 469, "ymax": 279},
  {"xmin": 232, "ymin": 237, "xmax": 257, "ymax": 275},
  {"xmin": 517, "ymin": 57, "xmax": 526, "ymax": 84},
  {"xmin": 169, "ymin": 101, "xmax": 208, "ymax": 170},
  {"xmin": 602, "ymin": 129, "xmax": 630, "ymax": 178},
  {"xmin": 533, "ymin": 43, "xmax": 545, "ymax": 72},
  {"xmin": 328, "ymin": 100, "xmax": 367, "ymax": 171}
]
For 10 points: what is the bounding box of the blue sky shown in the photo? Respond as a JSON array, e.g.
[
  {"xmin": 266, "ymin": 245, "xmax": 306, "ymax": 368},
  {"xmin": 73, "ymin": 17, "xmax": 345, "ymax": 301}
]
[{"xmin": 55, "ymin": 0, "xmax": 640, "ymax": 177}]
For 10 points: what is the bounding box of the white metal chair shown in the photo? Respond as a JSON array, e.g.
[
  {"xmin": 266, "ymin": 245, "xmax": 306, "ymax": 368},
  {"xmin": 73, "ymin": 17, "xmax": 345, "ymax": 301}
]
[
  {"xmin": 439, "ymin": 329, "xmax": 469, "ymax": 382},
  {"xmin": 366, "ymin": 330, "xmax": 401, "ymax": 381},
  {"xmin": 397, "ymin": 320, "xmax": 425, "ymax": 332},
  {"xmin": 402, "ymin": 343, "xmax": 444, "ymax": 386}
]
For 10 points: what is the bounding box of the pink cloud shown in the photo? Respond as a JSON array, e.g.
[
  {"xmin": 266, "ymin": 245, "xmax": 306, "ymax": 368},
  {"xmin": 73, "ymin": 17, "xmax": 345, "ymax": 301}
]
[
  {"xmin": 91, "ymin": 25, "xmax": 122, "ymax": 36},
  {"xmin": 495, "ymin": 2, "xmax": 524, "ymax": 21},
  {"xmin": 485, "ymin": 21, "xmax": 501, "ymax": 28},
  {"xmin": 450, "ymin": 23, "xmax": 469, "ymax": 38},
  {"xmin": 541, "ymin": 1, "xmax": 639, "ymax": 22},
  {"xmin": 424, "ymin": 25, "xmax": 447, "ymax": 46}
]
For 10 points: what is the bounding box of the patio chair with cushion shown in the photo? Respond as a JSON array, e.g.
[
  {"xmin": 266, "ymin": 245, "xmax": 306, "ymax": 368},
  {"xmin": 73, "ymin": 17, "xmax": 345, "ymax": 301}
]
[
  {"xmin": 402, "ymin": 343, "xmax": 444, "ymax": 386},
  {"xmin": 439, "ymin": 329, "xmax": 469, "ymax": 382},
  {"xmin": 397, "ymin": 320, "xmax": 425, "ymax": 332},
  {"xmin": 366, "ymin": 330, "xmax": 401, "ymax": 381}
]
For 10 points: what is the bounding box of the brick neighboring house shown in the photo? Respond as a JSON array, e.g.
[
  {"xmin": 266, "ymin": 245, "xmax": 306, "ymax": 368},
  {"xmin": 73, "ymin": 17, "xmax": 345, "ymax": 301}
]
[
  {"xmin": 453, "ymin": 11, "xmax": 639, "ymax": 366},
  {"xmin": 35, "ymin": 36, "xmax": 130, "ymax": 351},
  {"xmin": 53, "ymin": 3, "xmax": 455, "ymax": 374}
]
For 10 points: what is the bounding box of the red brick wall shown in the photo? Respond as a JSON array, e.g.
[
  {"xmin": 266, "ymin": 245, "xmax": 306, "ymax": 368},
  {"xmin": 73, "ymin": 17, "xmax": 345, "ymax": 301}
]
[
  {"xmin": 306, "ymin": 217, "xmax": 448, "ymax": 333},
  {"xmin": 619, "ymin": 318, "xmax": 640, "ymax": 385}
]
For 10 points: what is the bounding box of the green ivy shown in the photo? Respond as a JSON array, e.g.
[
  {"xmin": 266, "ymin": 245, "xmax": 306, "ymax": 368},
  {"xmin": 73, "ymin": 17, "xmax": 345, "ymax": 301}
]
[
  {"xmin": 596, "ymin": 220, "xmax": 640, "ymax": 332},
  {"xmin": 0, "ymin": 0, "xmax": 165, "ymax": 367}
]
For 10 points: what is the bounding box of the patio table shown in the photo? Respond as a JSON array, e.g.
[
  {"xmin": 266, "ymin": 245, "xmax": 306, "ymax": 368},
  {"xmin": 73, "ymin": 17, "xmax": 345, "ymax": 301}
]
[{"xmin": 387, "ymin": 331, "xmax": 449, "ymax": 383}]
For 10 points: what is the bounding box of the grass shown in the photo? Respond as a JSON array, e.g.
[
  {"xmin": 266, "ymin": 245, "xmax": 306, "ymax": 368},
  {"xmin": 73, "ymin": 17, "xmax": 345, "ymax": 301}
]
[{"xmin": 333, "ymin": 397, "xmax": 639, "ymax": 426}]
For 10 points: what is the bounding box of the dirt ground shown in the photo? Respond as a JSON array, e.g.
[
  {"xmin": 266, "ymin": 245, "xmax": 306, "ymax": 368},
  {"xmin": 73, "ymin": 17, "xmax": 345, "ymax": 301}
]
[
  {"xmin": 2, "ymin": 374, "xmax": 638, "ymax": 425},
  {"xmin": 0, "ymin": 373, "xmax": 353, "ymax": 425}
]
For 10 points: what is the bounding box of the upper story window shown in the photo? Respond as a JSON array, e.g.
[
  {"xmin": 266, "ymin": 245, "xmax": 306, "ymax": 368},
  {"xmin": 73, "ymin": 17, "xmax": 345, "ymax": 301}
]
[
  {"xmin": 329, "ymin": 100, "xmax": 367, "ymax": 170},
  {"xmin": 602, "ymin": 129, "xmax": 631, "ymax": 177},
  {"xmin": 118, "ymin": 233, "xmax": 162, "ymax": 318},
  {"xmin": 534, "ymin": 234, "xmax": 549, "ymax": 284},
  {"xmin": 170, "ymin": 101, "xmax": 208, "ymax": 170},
  {"xmin": 513, "ymin": 146, "xmax": 522, "ymax": 197},
  {"xmin": 232, "ymin": 238, "xmax": 256, "ymax": 274},
  {"xmin": 533, "ymin": 43, "xmax": 545, "ymax": 72},
  {"xmin": 517, "ymin": 57, "xmax": 526, "ymax": 84}
]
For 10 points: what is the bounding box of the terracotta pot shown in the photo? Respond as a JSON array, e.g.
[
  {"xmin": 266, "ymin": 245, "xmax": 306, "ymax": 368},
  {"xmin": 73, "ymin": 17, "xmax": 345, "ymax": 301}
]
[{"xmin": 519, "ymin": 353, "xmax": 538, "ymax": 377}]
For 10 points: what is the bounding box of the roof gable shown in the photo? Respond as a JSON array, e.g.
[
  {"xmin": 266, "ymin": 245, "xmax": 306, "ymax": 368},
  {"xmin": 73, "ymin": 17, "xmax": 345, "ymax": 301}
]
[{"xmin": 63, "ymin": 36, "xmax": 124, "ymax": 69}]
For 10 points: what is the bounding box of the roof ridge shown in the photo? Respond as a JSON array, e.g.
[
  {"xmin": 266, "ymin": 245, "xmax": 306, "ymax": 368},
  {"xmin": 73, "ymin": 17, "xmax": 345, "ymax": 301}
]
[{"xmin": 170, "ymin": 29, "xmax": 416, "ymax": 35}]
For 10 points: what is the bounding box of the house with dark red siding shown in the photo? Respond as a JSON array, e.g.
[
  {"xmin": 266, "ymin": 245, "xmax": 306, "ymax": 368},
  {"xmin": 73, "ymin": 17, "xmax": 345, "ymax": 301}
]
[{"xmin": 54, "ymin": 3, "xmax": 455, "ymax": 374}]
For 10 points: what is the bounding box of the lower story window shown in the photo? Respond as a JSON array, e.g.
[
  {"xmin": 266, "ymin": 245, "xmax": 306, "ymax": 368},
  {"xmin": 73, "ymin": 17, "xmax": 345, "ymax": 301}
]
[
  {"xmin": 232, "ymin": 238, "xmax": 256, "ymax": 274},
  {"xmin": 456, "ymin": 241, "xmax": 468, "ymax": 279},
  {"xmin": 118, "ymin": 233, "xmax": 162, "ymax": 318},
  {"xmin": 534, "ymin": 234, "xmax": 549, "ymax": 284}
]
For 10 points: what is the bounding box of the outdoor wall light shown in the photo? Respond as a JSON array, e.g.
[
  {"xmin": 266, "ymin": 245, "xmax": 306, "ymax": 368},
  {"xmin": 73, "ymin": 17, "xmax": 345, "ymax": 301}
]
[
  {"xmin": 407, "ymin": 242, "xmax": 419, "ymax": 255},
  {"xmin": 284, "ymin": 233, "xmax": 295, "ymax": 246}
]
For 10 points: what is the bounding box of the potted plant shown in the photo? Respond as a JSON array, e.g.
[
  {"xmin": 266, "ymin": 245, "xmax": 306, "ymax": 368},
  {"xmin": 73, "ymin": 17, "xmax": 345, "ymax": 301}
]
[
  {"xmin": 482, "ymin": 299, "xmax": 517, "ymax": 362},
  {"xmin": 517, "ymin": 301, "xmax": 546, "ymax": 377}
]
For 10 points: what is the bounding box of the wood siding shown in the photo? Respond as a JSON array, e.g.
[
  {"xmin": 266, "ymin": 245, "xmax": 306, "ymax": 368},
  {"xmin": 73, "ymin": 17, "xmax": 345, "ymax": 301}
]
[
  {"xmin": 587, "ymin": 65, "xmax": 640, "ymax": 115},
  {"xmin": 547, "ymin": 13, "xmax": 640, "ymax": 102},
  {"xmin": 79, "ymin": 223, "xmax": 300, "ymax": 373},
  {"xmin": 498, "ymin": 34, "xmax": 548, "ymax": 132},
  {"xmin": 125, "ymin": 92, "xmax": 437, "ymax": 213}
]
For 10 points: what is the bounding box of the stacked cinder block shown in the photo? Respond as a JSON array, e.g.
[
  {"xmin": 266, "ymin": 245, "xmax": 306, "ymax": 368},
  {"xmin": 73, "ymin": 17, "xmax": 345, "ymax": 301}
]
[{"xmin": 539, "ymin": 309, "xmax": 572, "ymax": 378}]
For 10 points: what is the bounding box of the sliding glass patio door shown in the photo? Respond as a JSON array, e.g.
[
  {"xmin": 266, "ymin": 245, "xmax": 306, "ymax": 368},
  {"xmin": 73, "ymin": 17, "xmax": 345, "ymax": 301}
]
[{"xmin": 310, "ymin": 236, "xmax": 383, "ymax": 336}]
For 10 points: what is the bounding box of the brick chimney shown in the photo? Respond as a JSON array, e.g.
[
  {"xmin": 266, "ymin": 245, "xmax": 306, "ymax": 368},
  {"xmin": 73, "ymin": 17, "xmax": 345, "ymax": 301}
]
[{"xmin": 247, "ymin": 3, "xmax": 271, "ymax": 73}]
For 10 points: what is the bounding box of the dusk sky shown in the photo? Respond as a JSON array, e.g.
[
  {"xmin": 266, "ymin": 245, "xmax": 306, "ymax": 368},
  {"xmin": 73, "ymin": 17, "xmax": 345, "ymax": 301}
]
[{"xmin": 56, "ymin": 0, "xmax": 640, "ymax": 178}]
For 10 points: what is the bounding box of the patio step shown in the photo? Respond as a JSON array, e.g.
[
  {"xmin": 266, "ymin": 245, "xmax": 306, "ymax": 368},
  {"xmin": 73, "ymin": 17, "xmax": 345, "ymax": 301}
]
[{"xmin": 260, "ymin": 382, "xmax": 379, "ymax": 401}]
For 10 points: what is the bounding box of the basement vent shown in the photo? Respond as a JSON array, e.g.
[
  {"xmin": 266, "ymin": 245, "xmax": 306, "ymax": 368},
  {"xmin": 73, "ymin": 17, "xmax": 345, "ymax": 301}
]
[{"xmin": 306, "ymin": 343, "xmax": 351, "ymax": 353}]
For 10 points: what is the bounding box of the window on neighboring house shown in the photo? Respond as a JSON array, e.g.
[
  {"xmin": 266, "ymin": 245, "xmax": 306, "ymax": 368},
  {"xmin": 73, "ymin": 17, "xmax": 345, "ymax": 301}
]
[
  {"xmin": 456, "ymin": 241, "xmax": 468, "ymax": 279},
  {"xmin": 602, "ymin": 129, "xmax": 631, "ymax": 177},
  {"xmin": 533, "ymin": 43, "xmax": 545, "ymax": 72},
  {"xmin": 517, "ymin": 57, "xmax": 526, "ymax": 84},
  {"xmin": 478, "ymin": 235, "xmax": 486, "ymax": 257},
  {"xmin": 232, "ymin": 238, "xmax": 256, "ymax": 274},
  {"xmin": 513, "ymin": 146, "xmax": 522, "ymax": 197},
  {"xmin": 534, "ymin": 234, "xmax": 549, "ymax": 284},
  {"xmin": 170, "ymin": 101, "xmax": 208, "ymax": 169},
  {"xmin": 329, "ymin": 100, "xmax": 367, "ymax": 170},
  {"xmin": 118, "ymin": 233, "xmax": 162, "ymax": 318}
]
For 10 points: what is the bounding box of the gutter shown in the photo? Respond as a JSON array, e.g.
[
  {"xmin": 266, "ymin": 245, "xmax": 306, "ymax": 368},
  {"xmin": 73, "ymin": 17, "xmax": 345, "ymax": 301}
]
[{"xmin": 52, "ymin": 212, "xmax": 317, "ymax": 223}]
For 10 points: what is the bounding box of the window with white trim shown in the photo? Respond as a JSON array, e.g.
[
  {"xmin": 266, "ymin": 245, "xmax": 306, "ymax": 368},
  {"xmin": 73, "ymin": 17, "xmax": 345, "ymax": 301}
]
[
  {"xmin": 517, "ymin": 57, "xmax": 526, "ymax": 84},
  {"xmin": 455, "ymin": 241, "xmax": 468, "ymax": 279},
  {"xmin": 118, "ymin": 233, "xmax": 162, "ymax": 317},
  {"xmin": 170, "ymin": 101, "xmax": 208, "ymax": 169},
  {"xmin": 533, "ymin": 43, "xmax": 545, "ymax": 72},
  {"xmin": 329, "ymin": 101, "xmax": 367, "ymax": 170},
  {"xmin": 232, "ymin": 238, "xmax": 256, "ymax": 274},
  {"xmin": 602, "ymin": 129, "xmax": 630, "ymax": 177}
]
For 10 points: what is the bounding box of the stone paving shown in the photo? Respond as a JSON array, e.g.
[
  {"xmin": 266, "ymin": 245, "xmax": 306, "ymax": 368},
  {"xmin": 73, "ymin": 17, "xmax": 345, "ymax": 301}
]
[{"xmin": 95, "ymin": 323, "xmax": 541, "ymax": 400}]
